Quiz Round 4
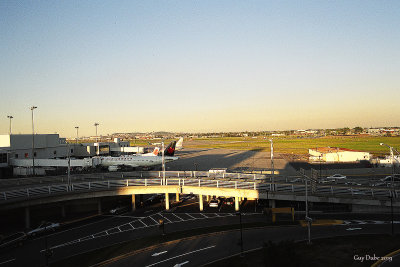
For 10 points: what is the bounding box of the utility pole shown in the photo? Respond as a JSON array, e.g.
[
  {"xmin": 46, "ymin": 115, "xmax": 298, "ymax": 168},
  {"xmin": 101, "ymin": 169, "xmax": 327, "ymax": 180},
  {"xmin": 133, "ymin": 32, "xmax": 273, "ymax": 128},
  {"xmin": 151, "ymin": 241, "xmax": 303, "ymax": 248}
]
[{"xmin": 30, "ymin": 106, "xmax": 37, "ymax": 176}]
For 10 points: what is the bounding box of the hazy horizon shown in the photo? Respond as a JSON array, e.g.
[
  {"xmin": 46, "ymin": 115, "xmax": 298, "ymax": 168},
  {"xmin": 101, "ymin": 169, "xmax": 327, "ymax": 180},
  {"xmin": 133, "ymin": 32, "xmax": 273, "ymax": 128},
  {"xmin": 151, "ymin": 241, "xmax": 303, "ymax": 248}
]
[{"xmin": 1, "ymin": 1, "xmax": 399, "ymax": 138}]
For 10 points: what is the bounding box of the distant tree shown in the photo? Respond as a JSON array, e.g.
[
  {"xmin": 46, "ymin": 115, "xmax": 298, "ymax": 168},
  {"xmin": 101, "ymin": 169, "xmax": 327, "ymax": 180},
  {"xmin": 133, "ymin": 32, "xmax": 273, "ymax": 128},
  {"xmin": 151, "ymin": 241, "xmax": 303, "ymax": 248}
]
[
  {"xmin": 354, "ymin": 127, "xmax": 363, "ymax": 134},
  {"xmin": 340, "ymin": 127, "xmax": 351, "ymax": 135}
]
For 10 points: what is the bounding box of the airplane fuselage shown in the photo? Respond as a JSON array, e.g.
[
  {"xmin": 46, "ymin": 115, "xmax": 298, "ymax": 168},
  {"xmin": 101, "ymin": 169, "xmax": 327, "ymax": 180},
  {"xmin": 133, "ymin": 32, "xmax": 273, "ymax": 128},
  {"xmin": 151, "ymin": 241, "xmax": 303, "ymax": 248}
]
[{"xmin": 100, "ymin": 155, "xmax": 178, "ymax": 168}]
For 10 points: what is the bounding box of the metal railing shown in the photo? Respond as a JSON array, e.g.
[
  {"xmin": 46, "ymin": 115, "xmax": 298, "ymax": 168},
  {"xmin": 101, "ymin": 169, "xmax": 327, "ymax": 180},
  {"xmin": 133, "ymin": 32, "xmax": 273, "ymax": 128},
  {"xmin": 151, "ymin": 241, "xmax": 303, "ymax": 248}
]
[{"xmin": 0, "ymin": 175, "xmax": 398, "ymax": 203}]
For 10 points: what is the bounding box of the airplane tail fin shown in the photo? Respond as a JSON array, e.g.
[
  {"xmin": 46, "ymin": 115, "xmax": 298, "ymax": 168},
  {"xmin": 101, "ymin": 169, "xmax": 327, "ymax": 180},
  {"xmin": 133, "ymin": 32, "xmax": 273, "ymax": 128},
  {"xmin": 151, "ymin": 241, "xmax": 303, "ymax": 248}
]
[
  {"xmin": 160, "ymin": 141, "xmax": 177, "ymax": 156},
  {"xmin": 143, "ymin": 147, "xmax": 160, "ymax": 156},
  {"xmin": 175, "ymin": 137, "xmax": 184, "ymax": 150}
]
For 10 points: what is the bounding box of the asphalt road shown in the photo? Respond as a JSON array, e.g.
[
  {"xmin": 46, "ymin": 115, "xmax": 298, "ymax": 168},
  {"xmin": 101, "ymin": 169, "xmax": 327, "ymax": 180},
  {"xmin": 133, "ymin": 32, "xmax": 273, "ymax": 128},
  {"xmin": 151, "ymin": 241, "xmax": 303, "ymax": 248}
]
[
  {"xmin": 104, "ymin": 223, "xmax": 396, "ymax": 267},
  {"xmin": 1, "ymin": 196, "xmax": 399, "ymax": 267}
]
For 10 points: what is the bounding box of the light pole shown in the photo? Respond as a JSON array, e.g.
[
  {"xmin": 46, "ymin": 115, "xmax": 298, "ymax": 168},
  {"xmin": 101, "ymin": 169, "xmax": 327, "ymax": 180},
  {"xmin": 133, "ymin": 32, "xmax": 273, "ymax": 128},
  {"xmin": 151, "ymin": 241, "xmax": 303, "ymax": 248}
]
[
  {"xmin": 30, "ymin": 106, "xmax": 37, "ymax": 176},
  {"xmin": 380, "ymin": 143, "xmax": 397, "ymax": 235},
  {"xmin": 236, "ymin": 210, "xmax": 244, "ymax": 257},
  {"xmin": 269, "ymin": 139, "xmax": 274, "ymax": 190},
  {"xmin": 162, "ymin": 142, "xmax": 165, "ymax": 185},
  {"xmin": 94, "ymin": 123, "xmax": 99, "ymax": 141},
  {"xmin": 7, "ymin": 115, "xmax": 13, "ymax": 135},
  {"xmin": 94, "ymin": 123, "xmax": 99, "ymax": 155},
  {"xmin": 300, "ymin": 168, "xmax": 312, "ymax": 244},
  {"xmin": 75, "ymin": 126, "xmax": 79, "ymax": 144}
]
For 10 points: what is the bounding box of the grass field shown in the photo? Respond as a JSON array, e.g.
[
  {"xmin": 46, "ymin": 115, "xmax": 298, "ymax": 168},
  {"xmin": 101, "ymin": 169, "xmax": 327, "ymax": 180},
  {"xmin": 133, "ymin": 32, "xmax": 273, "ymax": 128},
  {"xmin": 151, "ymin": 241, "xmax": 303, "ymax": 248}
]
[{"xmin": 131, "ymin": 136, "xmax": 400, "ymax": 156}]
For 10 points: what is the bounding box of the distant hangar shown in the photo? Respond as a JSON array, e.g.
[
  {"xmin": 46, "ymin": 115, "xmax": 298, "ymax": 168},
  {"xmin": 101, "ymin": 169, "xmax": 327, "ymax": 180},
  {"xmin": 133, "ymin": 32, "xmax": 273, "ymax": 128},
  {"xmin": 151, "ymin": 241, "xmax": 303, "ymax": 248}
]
[{"xmin": 309, "ymin": 147, "xmax": 371, "ymax": 163}]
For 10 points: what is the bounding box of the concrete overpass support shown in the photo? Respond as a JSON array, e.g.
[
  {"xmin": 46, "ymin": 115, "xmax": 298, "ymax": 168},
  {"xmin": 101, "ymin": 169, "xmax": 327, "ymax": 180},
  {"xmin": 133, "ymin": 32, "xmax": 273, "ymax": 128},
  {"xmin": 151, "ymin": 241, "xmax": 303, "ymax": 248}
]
[
  {"xmin": 199, "ymin": 194, "xmax": 203, "ymax": 211},
  {"xmin": 61, "ymin": 205, "xmax": 66, "ymax": 218},
  {"xmin": 165, "ymin": 193, "xmax": 170, "ymax": 210},
  {"xmin": 269, "ymin": 200, "xmax": 276, "ymax": 208},
  {"xmin": 98, "ymin": 199, "xmax": 102, "ymax": 215},
  {"xmin": 131, "ymin": 194, "xmax": 136, "ymax": 211},
  {"xmin": 25, "ymin": 207, "xmax": 30, "ymax": 229},
  {"xmin": 176, "ymin": 193, "xmax": 179, "ymax": 202},
  {"xmin": 235, "ymin": 197, "xmax": 239, "ymax": 211},
  {"xmin": 206, "ymin": 195, "xmax": 210, "ymax": 202}
]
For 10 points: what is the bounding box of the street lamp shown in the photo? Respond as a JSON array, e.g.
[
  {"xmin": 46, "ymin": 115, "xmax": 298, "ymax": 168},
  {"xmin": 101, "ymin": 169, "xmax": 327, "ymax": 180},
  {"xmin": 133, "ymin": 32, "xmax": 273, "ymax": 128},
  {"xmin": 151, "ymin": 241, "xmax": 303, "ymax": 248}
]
[
  {"xmin": 7, "ymin": 115, "xmax": 13, "ymax": 135},
  {"xmin": 269, "ymin": 139, "xmax": 274, "ymax": 190},
  {"xmin": 94, "ymin": 123, "xmax": 99, "ymax": 141},
  {"xmin": 94, "ymin": 123, "xmax": 99, "ymax": 155},
  {"xmin": 162, "ymin": 142, "xmax": 165, "ymax": 185},
  {"xmin": 75, "ymin": 126, "xmax": 79, "ymax": 144},
  {"xmin": 380, "ymin": 143, "xmax": 397, "ymax": 235},
  {"xmin": 236, "ymin": 210, "xmax": 244, "ymax": 257},
  {"xmin": 30, "ymin": 106, "xmax": 37, "ymax": 176}
]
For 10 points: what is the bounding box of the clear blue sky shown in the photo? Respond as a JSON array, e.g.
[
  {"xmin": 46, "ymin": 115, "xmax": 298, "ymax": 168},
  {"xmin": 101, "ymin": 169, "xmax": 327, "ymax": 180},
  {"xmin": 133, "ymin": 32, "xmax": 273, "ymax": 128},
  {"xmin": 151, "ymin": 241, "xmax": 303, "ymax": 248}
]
[{"xmin": 1, "ymin": 1, "xmax": 399, "ymax": 137}]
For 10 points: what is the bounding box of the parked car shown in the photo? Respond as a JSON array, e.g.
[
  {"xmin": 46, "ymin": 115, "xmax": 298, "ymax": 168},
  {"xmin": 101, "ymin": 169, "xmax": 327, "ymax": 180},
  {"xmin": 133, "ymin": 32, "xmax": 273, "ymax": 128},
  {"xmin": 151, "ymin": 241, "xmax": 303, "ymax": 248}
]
[
  {"xmin": 372, "ymin": 175, "xmax": 400, "ymax": 187},
  {"xmin": 289, "ymin": 178, "xmax": 303, "ymax": 183},
  {"xmin": 27, "ymin": 222, "xmax": 60, "ymax": 237},
  {"xmin": 144, "ymin": 194, "xmax": 164, "ymax": 205},
  {"xmin": 223, "ymin": 197, "xmax": 234, "ymax": 206},
  {"xmin": 109, "ymin": 206, "xmax": 130, "ymax": 214},
  {"xmin": 209, "ymin": 199, "xmax": 219, "ymax": 208},
  {"xmin": 0, "ymin": 232, "xmax": 27, "ymax": 249},
  {"xmin": 326, "ymin": 174, "xmax": 347, "ymax": 180}
]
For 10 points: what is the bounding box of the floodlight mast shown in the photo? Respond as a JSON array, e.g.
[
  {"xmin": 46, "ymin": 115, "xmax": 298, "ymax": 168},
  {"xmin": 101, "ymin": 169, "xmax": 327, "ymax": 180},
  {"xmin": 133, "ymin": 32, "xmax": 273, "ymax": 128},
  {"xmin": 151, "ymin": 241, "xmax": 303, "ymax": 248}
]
[
  {"xmin": 30, "ymin": 106, "xmax": 37, "ymax": 176},
  {"xmin": 7, "ymin": 115, "xmax": 13, "ymax": 135},
  {"xmin": 380, "ymin": 142, "xmax": 396, "ymax": 236}
]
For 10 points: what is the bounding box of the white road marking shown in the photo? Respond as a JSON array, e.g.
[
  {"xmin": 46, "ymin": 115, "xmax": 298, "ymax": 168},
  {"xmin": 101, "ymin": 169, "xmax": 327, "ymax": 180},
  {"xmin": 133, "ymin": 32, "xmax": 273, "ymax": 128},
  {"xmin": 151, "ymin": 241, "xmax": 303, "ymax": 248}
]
[
  {"xmin": 159, "ymin": 213, "xmax": 172, "ymax": 223},
  {"xmin": 174, "ymin": 261, "xmax": 189, "ymax": 267},
  {"xmin": 0, "ymin": 258, "xmax": 15, "ymax": 265},
  {"xmin": 139, "ymin": 220, "xmax": 148, "ymax": 227},
  {"xmin": 172, "ymin": 213, "xmax": 184, "ymax": 221},
  {"xmin": 346, "ymin": 227, "xmax": 362, "ymax": 231},
  {"xmin": 200, "ymin": 213, "xmax": 208, "ymax": 218},
  {"xmin": 144, "ymin": 210, "xmax": 153, "ymax": 213},
  {"xmin": 149, "ymin": 216, "xmax": 160, "ymax": 224},
  {"xmin": 145, "ymin": 245, "xmax": 216, "ymax": 267},
  {"xmin": 152, "ymin": 251, "xmax": 168, "ymax": 257},
  {"xmin": 354, "ymin": 220, "xmax": 367, "ymax": 225},
  {"xmin": 185, "ymin": 213, "xmax": 196, "ymax": 219}
]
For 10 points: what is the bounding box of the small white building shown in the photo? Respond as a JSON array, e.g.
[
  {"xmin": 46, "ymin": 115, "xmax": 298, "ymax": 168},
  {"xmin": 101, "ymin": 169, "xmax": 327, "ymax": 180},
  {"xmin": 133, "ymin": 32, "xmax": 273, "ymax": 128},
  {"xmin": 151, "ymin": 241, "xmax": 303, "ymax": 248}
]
[{"xmin": 309, "ymin": 147, "xmax": 371, "ymax": 163}]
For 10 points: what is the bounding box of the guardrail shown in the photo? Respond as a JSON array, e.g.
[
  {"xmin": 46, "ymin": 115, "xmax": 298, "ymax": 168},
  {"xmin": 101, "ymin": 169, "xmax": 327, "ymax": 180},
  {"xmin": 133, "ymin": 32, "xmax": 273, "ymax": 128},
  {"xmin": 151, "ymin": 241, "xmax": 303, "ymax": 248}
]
[
  {"xmin": 0, "ymin": 176, "xmax": 398, "ymax": 204},
  {"xmin": 0, "ymin": 171, "xmax": 270, "ymax": 188}
]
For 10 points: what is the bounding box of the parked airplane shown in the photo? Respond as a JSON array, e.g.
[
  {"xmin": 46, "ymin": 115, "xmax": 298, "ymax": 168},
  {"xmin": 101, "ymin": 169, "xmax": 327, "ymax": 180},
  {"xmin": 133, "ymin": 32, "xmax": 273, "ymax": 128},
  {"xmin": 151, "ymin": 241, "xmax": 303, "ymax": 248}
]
[
  {"xmin": 175, "ymin": 137, "xmax": 184, "ymax": 150},
  {"xmin": 100, "ymin": 141, "xmax": 178, "ymax": 171}
]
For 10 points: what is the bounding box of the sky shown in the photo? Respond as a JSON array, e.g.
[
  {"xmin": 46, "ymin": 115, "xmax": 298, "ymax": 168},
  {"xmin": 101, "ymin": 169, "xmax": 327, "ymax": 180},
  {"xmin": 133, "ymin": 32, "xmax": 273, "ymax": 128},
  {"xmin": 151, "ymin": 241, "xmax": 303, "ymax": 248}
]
[{"xmin": 1, "ymin": 1, "xmax": 399, "ymax": 137}]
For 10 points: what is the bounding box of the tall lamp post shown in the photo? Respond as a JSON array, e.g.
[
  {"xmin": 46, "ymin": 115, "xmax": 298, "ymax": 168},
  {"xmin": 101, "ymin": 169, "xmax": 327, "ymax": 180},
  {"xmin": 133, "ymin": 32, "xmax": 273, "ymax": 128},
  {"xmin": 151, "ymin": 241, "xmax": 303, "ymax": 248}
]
[
  {"xmin": 75, "ymin": 126, "xmax": 79, "ymax": 144},
  {"xmin": 380, "ymin": 143, "xmax": 397, "ymax": 235},
  {"xmin": 94, "ymin": 123, "xmax": 99, "ymax": 155},
  {"xmin": 30, "ymin": 106, "xmax": 37, "ymax": 176},
  {"xmin": 236, "ymin": 210, "xmax": 244, "ymax": 257},
  {"xmin": 7, "ymin": 115, "xmax": 13, "ymax": 135},
  {"xmin": 94, "ymin": 123, "xmax": 99, "ymax": 141},
  {"xmin": 162, "ymin": 142, "xmax": 165, "ymax": 185},
  {"xmin": 269, "ymin": 139, "xmax": 274, "ymax": 190}
]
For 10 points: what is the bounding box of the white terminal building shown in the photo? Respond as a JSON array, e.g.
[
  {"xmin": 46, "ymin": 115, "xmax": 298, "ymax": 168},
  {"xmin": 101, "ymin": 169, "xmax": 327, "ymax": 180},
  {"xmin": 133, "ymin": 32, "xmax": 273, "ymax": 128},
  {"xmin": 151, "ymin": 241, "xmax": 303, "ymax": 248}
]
[
  {"xmin": 0, "ymin": 134, "xmax": 143, "ymax": 177},
  {"xmin": 309, "ymin": 147, "xmax": 371, "ymax": 163}
]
